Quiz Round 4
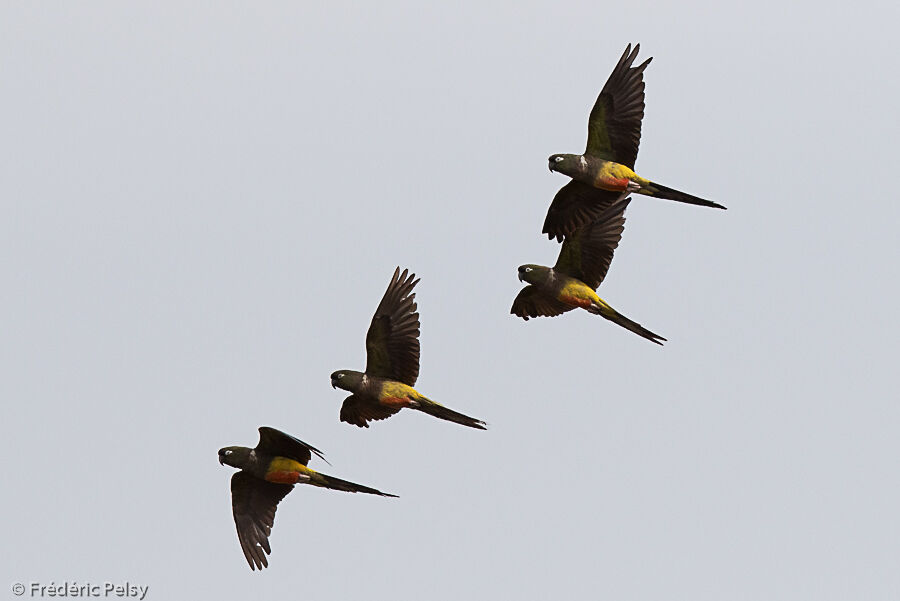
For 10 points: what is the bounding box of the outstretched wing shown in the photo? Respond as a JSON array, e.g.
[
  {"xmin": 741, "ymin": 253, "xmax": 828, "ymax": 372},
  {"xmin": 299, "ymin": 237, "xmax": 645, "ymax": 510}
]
[
  {"xmin": 542, "ymin": 181, "xmax": 625, "ymax": 242},
  {"xmin": 340, "ymin": 394, "xmax": 400, "ymax": 428},
  {"xmin": 365, "ymin": 267, "xmax": 421, "ymax": 386},
  {"xmin": 554, "ymin": 197, "xmax": 631, "ymax": 289},
  {"xmin": 510, "ymin": 286, "xmax": 574, "ymax": 320},
  {"xmin": 585, "ymin": 43, "xmax": 652, "ymax": 169},
  {"xmin": 256, "ymin": 426, "xmax": 327, "ymax": 466},
  {"xmin": 230, "ymin": 472, "xmax": 293, "ymax": 571}
]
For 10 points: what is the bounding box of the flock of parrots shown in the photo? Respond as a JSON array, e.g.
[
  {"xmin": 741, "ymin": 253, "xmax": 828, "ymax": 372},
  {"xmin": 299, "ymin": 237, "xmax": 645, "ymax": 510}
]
[{"xmin": 217, "ymin": 43, "xmax": 724, "ymax": 570}]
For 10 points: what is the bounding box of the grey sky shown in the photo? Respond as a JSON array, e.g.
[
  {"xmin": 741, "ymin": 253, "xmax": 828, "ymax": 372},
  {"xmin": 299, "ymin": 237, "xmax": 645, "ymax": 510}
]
[{"xmin": 2, "ymin": 2, "xmax": 898, "ymax": 600}]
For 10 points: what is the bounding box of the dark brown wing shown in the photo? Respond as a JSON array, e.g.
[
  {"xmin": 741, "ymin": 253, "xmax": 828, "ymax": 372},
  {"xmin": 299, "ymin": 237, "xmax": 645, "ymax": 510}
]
[
  {"xmin": 340, "ymin": 394, "xmax": 400, "ymax": 428},
  {"xmin": 230, "ymin": 471, "xmax": 293, "ymax": 571},
  {"xmin": 554, "ymin": 197, "xmax": 630, "ymax": 289},
  {"xmin": 364, "ymin": 267, "xmax": 421, "ymax": 386},
  {"xmin": 510, "ymin": 286, "xmax": 574, "ymax": 320},
  {"xmin": 542, "ymin": 181, "xmax": 625, "ymax": 242},
  {"xmin": 256, "ymin": 427, "xmax": 326, "ymax": 466},
  {"xmin": 585, "ymin": 43, "xmax": 652, "ymax": 169}
]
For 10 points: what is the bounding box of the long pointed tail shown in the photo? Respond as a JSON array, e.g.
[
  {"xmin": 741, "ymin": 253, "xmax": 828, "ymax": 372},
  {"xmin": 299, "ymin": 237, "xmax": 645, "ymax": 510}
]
[
  {"xmin": 314, "ymin": 472, "xmax": 398, "ymax": 497},
  {"xmin": 645, "ymin": 181, "xmax": 726, "ymax": 210},
  {"xmin": 415, "ymin": 399, "xmax": 487, "ymax": 430},
  {"xmin": 588, "ymin": 302, "xmax": 666, "ymax": 345}
]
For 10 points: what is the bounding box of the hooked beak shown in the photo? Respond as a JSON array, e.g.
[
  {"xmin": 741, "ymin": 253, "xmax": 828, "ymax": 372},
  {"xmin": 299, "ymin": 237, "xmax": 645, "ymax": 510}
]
[
  {"xmin": 218, "ymin": 455, "xmax": 225, "ymax": 466},
  {"xmin": 548, "ymin": 163, "xmax": 555, "ymax": 172},
  {"xmin": 518, "ymin": 272, "xmax": 525, "ymax": 282},
  {"xmin": 331, "ymin": 380, "xmax": 337, "ymax": 389}
]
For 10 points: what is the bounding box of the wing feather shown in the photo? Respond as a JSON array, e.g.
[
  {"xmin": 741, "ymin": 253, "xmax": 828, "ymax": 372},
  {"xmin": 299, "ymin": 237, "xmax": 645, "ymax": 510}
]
[
  {"xmin": 554, "ymin": 197, "xmax": 631, "ymax": 289},
  {"xmin": 365, "ymin": 267, "xmax": 421, "ymax": 386},
  {"xmin": 256, "ymin": 427, "xmax": 327, "ymax": 466},
  {"xmin": 510, "ymin": 286, "xmax": 574, "ymax": 320},
  {"xmin": 340, "ymin": 394, "xmax": 400, "ymax": 428},
  {"xmin": 542, "ymin": 181, "xmax": 625, "ymax": 242},
  {"xmin": 585, "ymin": 43, "xmax": 652, "ymax": 169},
  {"xmin": 230, "ymin": 472, "xmax": 293, "ymax": 571}
]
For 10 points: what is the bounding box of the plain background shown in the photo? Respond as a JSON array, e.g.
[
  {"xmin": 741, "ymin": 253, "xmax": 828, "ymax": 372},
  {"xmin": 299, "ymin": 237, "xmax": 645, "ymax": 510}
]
[{"xmin": 2, "ymin": 2, "xmax": 898, "ymax": 600}]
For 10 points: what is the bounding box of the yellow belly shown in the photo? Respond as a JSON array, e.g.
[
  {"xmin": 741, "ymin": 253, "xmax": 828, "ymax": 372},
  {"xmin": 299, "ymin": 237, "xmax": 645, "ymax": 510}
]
[
  {"xmin": 380, "ymin": 381, "xmax": 415, "ymax": 398},
  {"xmin": 265, "ymin": 457, "xmax": 312, "ymax": 483},
  {"xmin": 268, "ymin": 457, "xmax": 308, "ymax": 473},
  {"xmin": 379, "ymin": 381, "xmax": 424, "ymax": 407},
  {"xmin": 593, "ymin": 162, "xmax": 649, "ymax": 191}
]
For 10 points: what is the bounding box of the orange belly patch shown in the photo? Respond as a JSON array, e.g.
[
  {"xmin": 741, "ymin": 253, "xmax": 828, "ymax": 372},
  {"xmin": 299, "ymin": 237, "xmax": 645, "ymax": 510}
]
[
  {"xmin": 380, "ymin": 396, "xmax": 412, "ymax": 408},
  {"xmin": 594, "ymin": 175, "xmax": 631, "ymax": 192},
  {"xmin": 265, "ymin": 470, "xmax": 301, "ymax": 484},
  {"xmin": 559, "ymin": 294, "xmax": 592, "ymax": 309}
]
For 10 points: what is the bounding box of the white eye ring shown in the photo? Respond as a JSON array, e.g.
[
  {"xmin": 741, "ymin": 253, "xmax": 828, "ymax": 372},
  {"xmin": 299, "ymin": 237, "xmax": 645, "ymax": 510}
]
[
  {"xmin": 336, "ymin": 373, "xmax": 344, "ymax": 378},
  {"xmin": 524, "ymin": 267, "xmax": 532, "ymax": 272},
  {"xmin": 224, "ymin": 450, "xmax": 233, "ymax": 456},
  {"xmin": 554, "ymin": 156, "xmax": 564, "ymax": 163}
]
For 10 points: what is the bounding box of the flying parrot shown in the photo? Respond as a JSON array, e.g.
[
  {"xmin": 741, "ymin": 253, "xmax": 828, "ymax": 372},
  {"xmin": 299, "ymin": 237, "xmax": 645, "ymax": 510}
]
[
  {"xmin": 218, "ymin": 426, "xmax": 396, "ymax": 570},
  {"xmin": 543, "ymin": 43, "xmax": 725, "ymax": 242},
  {"xmin": 331, "ymin": 267, "xmax": 487, "ymax": 430},
  {"xmin": 514, "ymin": 196, "xmax": 666, "ymax": 345}
]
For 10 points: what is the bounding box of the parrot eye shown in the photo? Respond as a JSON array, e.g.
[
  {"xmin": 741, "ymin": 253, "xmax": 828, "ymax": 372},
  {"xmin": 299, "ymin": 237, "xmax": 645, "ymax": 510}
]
[
  {"xmin": 224, "ymin": 450, "xmax": 232, "ymax": 456},
  {"xmin": 525, "ymin": 267, "xmax": 533, "ymax": 273},
  {"xmin": 336, "ymin": 373, "xmax": 344, "ymax": 379},
  {"xmin": 554, "ymin": 156, "xmax": 564, "ymax": 163}
]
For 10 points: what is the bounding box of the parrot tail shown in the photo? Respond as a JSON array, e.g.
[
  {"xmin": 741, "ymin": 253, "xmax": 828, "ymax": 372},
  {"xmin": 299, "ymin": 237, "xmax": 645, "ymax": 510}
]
[
  {"xmin": 414, "ymin": 399, "xmax": 487, "ymax": 430},
  {"xmin": 587, "ymin": 302, "xmax": 667, "ymax": 346},
  {"xmin": 645, "ymin": 181, "xmax": 726, "ymax": 210},
  {"xmin": 314, "ymin": 472, "xmax": 398, "ymax": 497}
]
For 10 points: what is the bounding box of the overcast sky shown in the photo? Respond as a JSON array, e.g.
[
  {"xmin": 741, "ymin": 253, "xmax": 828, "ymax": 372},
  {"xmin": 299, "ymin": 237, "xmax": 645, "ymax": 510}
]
[{"xmin": 2, "ymin": 2, "xmax": 899, "ymax": 600}]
